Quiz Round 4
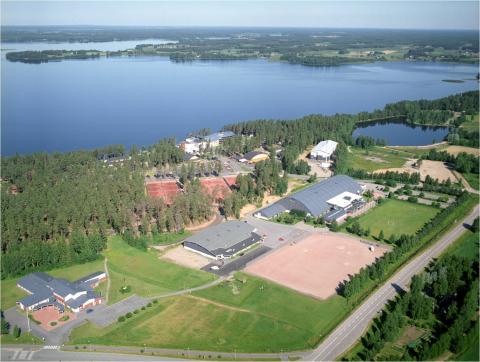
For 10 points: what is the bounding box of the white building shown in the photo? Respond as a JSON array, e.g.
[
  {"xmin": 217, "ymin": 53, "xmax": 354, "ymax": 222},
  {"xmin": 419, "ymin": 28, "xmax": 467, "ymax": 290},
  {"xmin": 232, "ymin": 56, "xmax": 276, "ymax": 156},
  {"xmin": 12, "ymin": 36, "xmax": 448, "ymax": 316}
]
[{"xmin": 310, "ymin": 140, "xmax": 338, "ymax": 161}]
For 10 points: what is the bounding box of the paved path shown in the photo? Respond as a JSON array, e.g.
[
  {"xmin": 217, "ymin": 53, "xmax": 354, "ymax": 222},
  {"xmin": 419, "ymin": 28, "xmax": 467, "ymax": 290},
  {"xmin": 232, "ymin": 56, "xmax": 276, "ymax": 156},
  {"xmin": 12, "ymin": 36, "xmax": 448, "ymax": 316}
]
[
  {"xmin": 147, "ymin": 276, "xmax": 226, "ymax": 300},
  {"xmin": 104, "ymin": 257, "xmax": 110, "ymax": 303},
  {"xmin": 307, "ymin": 205, "xmax": 479, "ymax": 361}
]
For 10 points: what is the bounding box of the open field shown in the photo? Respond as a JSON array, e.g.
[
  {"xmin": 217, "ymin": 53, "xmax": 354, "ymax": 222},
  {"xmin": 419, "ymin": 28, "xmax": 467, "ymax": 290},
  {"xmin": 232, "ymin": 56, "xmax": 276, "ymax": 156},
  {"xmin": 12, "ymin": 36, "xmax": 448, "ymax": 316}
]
[
  {"xmin": 0, "ymin": 258, "xmax": 105, "ymax": 310},
  {"xmin": 419, "ymin": 160, "xmax": 457, "ymax": 182},
  {"xmin": 160, "ymin": 245, "xmax": 211, "ymax": 269},
  {"xmin": 245, "ymin": 233, "xmax": 388, "ymax": 299},
  {"xmin": 71, "ymin": 272, "xmax": 350, "ymax": 352},
  {"xmin": 105, "ymin": 237, "xmax": 216, "ymax": 304},
  {"xmin": 460, "ymin": 113, "xmax": 479, "ymax": 132},
  {"xmin": 342, "ymin": 146, "xmax": 412, "ymax": 172},
  {"xmin": 0, "ymin": 331, "xmax": 43, "ymax": 345},
  {"xmin": 444, "ymin": 145, "xmax": 480, "ymax": 157},
  {"xmin": 443, "ymin": 229, "xmax": 479, "ymax": 262},
  {"xmin": 149, "ymin": 230, "xmax": 191, "ymax": 244},
  {"xmin": 462, "ymin": 172, "xmax": 480, "ymax": 190},
  {"xmin": 344, "ymin": 199, "xmax": 439, "ymax": 239}
]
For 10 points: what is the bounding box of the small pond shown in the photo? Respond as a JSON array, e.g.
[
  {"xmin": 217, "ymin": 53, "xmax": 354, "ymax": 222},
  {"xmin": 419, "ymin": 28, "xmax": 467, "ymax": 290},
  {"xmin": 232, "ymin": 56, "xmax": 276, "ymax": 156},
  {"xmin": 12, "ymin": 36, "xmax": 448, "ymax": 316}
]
[{"xmin": 352, "ymin": 119, "xmax": 450, "ymax": 146}]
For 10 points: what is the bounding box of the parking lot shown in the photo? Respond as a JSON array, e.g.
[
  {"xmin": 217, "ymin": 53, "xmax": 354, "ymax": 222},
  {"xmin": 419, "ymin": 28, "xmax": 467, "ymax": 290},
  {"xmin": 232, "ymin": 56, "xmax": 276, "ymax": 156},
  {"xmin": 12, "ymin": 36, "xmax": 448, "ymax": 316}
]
[{"xmin": 88, "ymin": 295, "xmax": 149, "ymax": 327}]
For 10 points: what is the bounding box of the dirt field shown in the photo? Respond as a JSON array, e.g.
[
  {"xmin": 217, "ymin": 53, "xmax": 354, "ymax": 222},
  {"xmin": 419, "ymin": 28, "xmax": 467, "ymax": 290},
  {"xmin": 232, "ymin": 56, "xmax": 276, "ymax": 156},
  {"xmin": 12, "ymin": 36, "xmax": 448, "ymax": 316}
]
[
  {"xmin": 146, "ymin": 180, "xmax": 181, "ymax": 204},
  {"xmin": 199, "ymin": 177, "xmax": 231, "ymax": 201},
  {"xmin": 245, "ymin": 232, "xmax": 389, "ymax": 299},
  {"xmin": 445, "ymin": 145, "xmax": 480, "ymax": 157},
  {"xmin": 32, "ymin": 306, "xmax": 76, "ymax": 331},
  {"xmin": 419, "ymin": 160, "xmax": 457, "ymax": 182},
  {"xmin": 161, "ymin": 245, "xmax": 211, "ymax": 269}
]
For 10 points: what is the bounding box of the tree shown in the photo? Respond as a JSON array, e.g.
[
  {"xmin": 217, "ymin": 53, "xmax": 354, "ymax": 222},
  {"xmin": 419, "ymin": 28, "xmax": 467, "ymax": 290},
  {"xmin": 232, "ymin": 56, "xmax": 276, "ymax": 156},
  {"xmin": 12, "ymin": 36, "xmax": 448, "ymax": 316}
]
[
  {"xmin": 1, "ymin": 316, "xmax": 9, "ymax": 335},
  {"xmin": 378, "ymin": 229, "xmax": 384, "ymax": 241},
  {"xmin": 13, "ymin": 325, "xmax": 20, "ymax": 338},
  {"xmin": 329, "ymin": 220, "xmax": 339, "ymax": 232},
  {"xmin": 471, "ymin": 217, "xmax": 479, "ymax": 233}
]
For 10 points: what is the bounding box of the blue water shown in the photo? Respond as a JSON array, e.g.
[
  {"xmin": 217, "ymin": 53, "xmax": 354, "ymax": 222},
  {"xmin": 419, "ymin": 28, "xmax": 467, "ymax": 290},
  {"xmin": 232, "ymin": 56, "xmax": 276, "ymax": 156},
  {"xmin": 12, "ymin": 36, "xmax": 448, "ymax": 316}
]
[
  {"xmin": 1, "ymin": 47, "xmax": 478, "ymax": 155},
  {"xmin": 352, "ymin": 121, "xmax": 450, "ymax": 146}
]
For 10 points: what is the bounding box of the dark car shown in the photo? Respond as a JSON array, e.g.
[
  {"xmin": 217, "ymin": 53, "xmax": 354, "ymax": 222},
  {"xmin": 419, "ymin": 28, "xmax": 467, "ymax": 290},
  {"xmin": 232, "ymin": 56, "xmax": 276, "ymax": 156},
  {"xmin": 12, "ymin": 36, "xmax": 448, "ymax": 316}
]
[{"xmin": 86, "ymin": 309, "xmax": 94, "ymax": 314}]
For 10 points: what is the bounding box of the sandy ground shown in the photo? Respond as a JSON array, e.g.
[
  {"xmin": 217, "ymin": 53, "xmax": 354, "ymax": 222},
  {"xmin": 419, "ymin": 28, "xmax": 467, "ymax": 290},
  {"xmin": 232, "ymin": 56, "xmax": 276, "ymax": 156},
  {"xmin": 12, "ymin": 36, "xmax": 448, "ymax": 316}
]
[
  {"xmin": 32, "ymin": 306, "xmax": 76, "ymax": 331},
  {"xmin": 245, "ymin": 232, "xmax": 389, "ymax": 299},
  {"xmin": 419, "ymin": 160, "xmax": 457, "ymax": 182},
  {"xmin": 160, "ymin": 245, "xmax": 211, "ymax": 269},
  {"xmin": 444, "ymin": 145, "xmax": 480, "ymax": 157}
]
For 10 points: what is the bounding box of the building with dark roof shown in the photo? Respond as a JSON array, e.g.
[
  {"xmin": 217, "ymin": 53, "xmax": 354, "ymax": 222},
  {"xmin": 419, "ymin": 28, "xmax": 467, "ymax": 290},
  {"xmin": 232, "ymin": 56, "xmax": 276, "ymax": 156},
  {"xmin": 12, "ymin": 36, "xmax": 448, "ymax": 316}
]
[
  {"xmin": 183, "ymin": 220, "xmax": 261, "ymax": 259},
  {"xmin": 16, "ymin": 271, "xmax": 106, "ymax": 313},
  {"xmin": 255, "ymin": 175, "xmax": 363, "ymax": 221},
  {"xmin": 239, "ymin": 151, "xmax": 269, "ymax": 164}
]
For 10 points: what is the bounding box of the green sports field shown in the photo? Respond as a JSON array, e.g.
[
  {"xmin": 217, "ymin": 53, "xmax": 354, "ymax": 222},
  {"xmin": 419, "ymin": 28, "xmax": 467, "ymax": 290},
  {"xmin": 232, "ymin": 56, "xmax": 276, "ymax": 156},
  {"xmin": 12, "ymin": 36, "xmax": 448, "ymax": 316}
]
[
  {"xmin": 105, "ymin": 236, "xmax": 216, "ymax": 304},
  {"xmin": 341, "ymin": 146, "xmax": 413, "ymax": 172},
  {"xmin": 70, "ymin": 273, "xmax": 349, "ymax": 352},
  {"xmin": 345, "ymin": 199, "xmax": 439, "ymax": 239}
]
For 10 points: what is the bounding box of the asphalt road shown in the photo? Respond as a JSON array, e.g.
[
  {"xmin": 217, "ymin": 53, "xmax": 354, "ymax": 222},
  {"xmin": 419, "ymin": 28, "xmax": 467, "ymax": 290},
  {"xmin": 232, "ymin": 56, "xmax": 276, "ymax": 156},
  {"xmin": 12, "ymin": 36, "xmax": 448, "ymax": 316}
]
[
  {"xmin": 307, "ymin": 205, "xmax": 479, "ymax": 361},
  {"xmin": 1, "ymin": 345, "xmax": 175, "ymax": 361}
]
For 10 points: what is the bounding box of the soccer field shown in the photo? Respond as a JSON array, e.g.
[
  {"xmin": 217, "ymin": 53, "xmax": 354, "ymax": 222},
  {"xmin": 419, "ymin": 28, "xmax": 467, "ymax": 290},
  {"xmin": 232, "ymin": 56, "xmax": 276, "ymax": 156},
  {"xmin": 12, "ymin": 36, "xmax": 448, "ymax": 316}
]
[{"xmin": 348, "ymin": 199, "xmax": 439, "ymax": 239}]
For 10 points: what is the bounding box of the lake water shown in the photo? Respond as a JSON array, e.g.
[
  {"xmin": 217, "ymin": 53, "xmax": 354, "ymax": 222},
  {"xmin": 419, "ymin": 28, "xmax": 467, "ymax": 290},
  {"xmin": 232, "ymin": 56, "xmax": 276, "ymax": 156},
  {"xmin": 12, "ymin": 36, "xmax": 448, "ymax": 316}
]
[
  {"xmin": 1, "ymin": 43, "xmax": 478, "ymax": 155},
  {"xmin": 352, "ymin": 120, "xmax": 450, "ymax": 146}
]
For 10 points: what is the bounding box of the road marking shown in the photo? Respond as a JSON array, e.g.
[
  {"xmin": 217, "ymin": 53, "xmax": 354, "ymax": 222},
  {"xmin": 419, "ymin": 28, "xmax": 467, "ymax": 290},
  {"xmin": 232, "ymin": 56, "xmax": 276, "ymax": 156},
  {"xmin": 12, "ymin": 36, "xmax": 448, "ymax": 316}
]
[
  {"xmin": 17, "ymin": 351, "xmax": 29, "ymax": 360},
  {"xmin": 43, "ymin": 345, "xmax": 59, "ymax": 350},
  {"xmin": 11, "ymin": 349, "xmax": 21, "ymax": 360},
  {"xmin": 26, "ymin": 351, "xmax": 34, "ymax": 361}
]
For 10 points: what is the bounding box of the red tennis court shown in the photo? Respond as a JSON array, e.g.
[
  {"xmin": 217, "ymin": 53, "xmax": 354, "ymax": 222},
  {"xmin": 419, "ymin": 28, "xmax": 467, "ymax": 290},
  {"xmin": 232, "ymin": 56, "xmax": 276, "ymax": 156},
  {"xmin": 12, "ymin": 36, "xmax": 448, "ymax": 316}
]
[{"xmin": 146, "ymin": 180, "xmax": 181, "ymax": 205}]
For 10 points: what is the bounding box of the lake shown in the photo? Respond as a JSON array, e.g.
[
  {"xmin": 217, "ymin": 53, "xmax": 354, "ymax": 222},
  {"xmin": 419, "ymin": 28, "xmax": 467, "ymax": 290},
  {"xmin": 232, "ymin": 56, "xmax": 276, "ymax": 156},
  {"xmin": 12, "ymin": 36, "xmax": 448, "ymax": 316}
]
[
  {"xmin": 1, "ymin": 43, "xmax": 478, "ymax": 155},
  {"xmin": 352, "ymin": 120, "xmax": 450, "ymax": 146}
]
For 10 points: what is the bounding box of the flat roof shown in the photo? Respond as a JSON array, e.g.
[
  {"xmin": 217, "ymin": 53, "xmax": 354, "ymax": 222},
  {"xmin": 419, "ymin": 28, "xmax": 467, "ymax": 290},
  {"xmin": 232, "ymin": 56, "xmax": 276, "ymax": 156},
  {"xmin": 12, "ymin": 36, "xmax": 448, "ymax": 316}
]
[
  {"xmin": 327, "ymin": 191, "xmax": 363, "ymax": 209},
  {"xmin": 311, "ymin": 140, "xmax": 338, "ymax": 157},
  {"xmin": 258, "ymin": 175, "xmax": 362, "ymax": 218},
  {"xmin": 184, "ymin": 220, "xmax": 255, "ymax": 253}
]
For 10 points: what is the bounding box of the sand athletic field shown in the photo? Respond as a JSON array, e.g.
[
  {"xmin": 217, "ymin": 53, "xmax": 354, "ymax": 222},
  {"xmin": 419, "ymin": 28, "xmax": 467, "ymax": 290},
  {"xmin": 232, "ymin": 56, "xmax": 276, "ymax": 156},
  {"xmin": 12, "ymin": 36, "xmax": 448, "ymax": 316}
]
[
  {"xmin": 245, "ymin": 232, "xmax": 389, "ymax": 299},
  {"xmin": 161, "ymin": 245, "xmax": 211, "ymax": 269},
  {"xmin": 419, "ymin": 160, "xmax": 457, "ymax": 182}
]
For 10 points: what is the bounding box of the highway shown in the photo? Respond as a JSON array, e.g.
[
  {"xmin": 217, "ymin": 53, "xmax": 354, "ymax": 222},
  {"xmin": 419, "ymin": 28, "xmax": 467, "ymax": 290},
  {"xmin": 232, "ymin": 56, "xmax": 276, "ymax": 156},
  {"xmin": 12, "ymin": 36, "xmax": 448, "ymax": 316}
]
[{"xmin": 307, "ymin": 206, "xmax": 479, "ymax": 361}]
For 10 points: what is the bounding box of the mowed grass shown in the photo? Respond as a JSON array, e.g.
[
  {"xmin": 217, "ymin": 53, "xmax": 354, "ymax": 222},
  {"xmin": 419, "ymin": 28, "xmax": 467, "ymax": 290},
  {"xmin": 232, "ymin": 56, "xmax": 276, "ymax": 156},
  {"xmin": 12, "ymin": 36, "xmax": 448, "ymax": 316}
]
[
  {"xmin": 460, "ymin": 113, "xmax": 479, "ymax": 132},
  {"xmin": 1, "ymin": 258, "xmax": 105, "ymax": 310},
  {"xmin": 462, "ymin": 172, "xmax": 479, "ymax": 191},
  {"xmin": 106, "ymin": 236, "xmax": 216, "ymax": 304},
  {"xmin": 444, "ymin": 229, "xmax": 479, "ymax": 262},
  {"xmin": 70, "ymin": 273, "xmax": 349, "ymax": 352},
  {"xmin": 342, "ymin": 146, "xmax": 412, "ymax": 172},
  {"xmin": 344, "ymin": 199, "xmax": 439, "ymax": 239}
]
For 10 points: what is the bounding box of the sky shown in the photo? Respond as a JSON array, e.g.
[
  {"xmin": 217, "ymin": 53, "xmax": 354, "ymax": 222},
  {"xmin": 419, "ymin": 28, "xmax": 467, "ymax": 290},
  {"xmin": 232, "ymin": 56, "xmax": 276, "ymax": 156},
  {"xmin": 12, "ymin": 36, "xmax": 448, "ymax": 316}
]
[{"xmin": 1, "ymin": 1, "xmax": 479, "ymax": 30}]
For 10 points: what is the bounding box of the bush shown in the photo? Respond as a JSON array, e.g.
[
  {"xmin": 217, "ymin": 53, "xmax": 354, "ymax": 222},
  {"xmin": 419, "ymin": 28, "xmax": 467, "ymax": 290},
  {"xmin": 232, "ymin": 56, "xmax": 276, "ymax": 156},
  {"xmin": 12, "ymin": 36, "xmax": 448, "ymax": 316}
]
[
  {"xmin": 49, "ymin": 321, "xmax": 57, "ymax": 327},
  {"xmin": 152, "ymin": 299, "xmax": 158, "ymax": 304},
  {"xmin": 13, "ymin": 325, "xmax": 21, "ymax": 338},
  {"xmin": 118, "ymin": 316, "xmax": 126, "ymax": 322},
  {"xmin": 119, "ymin": 285, "xmax": 131, "ymax": 294},
  {"xmin": 141, "ymin": 306, "xmax": 146, "ymax": 310},
  {"xmin": 147, "ymin": 302, "xmax": 152, "ymax": 307},
  {"xmin": 59, "ymin": 315, "xmax": 69, "ymax": 322},
  {"xmin": 133, "ymin": 309, "xmax": 139, "ymax": 314},
  {"xmin": 125, "ymin": 312, "xmax": 132, "ymax": 318}
]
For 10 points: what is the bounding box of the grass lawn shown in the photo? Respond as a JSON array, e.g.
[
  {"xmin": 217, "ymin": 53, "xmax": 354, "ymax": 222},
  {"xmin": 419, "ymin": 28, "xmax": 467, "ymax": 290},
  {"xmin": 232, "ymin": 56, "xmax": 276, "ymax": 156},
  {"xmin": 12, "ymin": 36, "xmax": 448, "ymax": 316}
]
[
  {"xmin": 444, "ymin": 229, "xmax": 479, "ymax": 262},
  {"xmin": 460, "ymin": 113, "xmax": 479, "ymax": 132},
  {"xmin": 343, "ymin": 199, "xmax": 439, "ymax": 239},
  {"xmin": 70, "ymin": 273, "xmax": 349, "ymax": 352},
  {"xmin": 106, "ymin": 236, "xmax": 216, "ymax": 304},
  {"xmin": 1, "ymin": 258, "xmax": 105, "ymax": 310},
  {"xmin": 0, "ymin": 331, "xmax": 43, "ymax": 345},
  {"xmin": 149, "ymin": 230, "xmax": 192, "ymax": 244},
  {"xmin": 342, "ymin": 146, "xmax": 412, "ymax": 172},
  {"xmin": 462, "ymin": 172, "xmax": 479, "ymax": 191}
]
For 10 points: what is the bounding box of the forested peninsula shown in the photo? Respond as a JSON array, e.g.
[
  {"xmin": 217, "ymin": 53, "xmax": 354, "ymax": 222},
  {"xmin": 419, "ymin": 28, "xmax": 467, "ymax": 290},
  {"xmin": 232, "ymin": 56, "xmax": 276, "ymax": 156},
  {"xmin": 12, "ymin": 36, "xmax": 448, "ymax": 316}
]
[
  {"xmin": 1, "ymin": 91, "xmax": 478, "ymax": 278},
  {"xmin": 4, "ymin": 27, "xmax": 479, "ymax": 65}
]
